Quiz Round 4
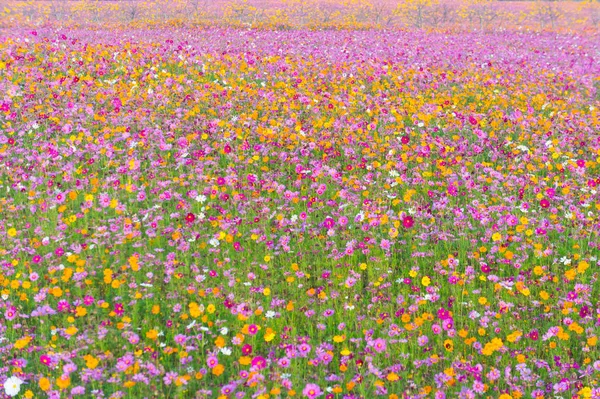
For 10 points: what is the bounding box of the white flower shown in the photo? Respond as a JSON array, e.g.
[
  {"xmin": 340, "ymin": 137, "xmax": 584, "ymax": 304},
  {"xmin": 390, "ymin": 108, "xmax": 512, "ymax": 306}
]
[
  {"xmin": 291, "ymin": 215, "xmax": 298, "ymax": 223},
  {"xmin": 209, "ymin": 238, "xmax": 220, "ymax": 247},
  {"xmin": 195, "ymin": 195, "xmax": 207, "ymax": 203},
  {"xmin": 4, "ymin": 376, "xmax": 23, "ymax": 397},
  {"xmin": 186, "ymin": 320, "xmax": 197, "ymax": 329},
  {"xmin": 265, "ymin": 311, "xmax": 276, "ymax": 318},
  {"xmin": 220, "ymin": 347, "xmax": 232, "ymax": 356},
  {"xmin": 219, "ymin": 327, "xmax": 229, "ymax": 335}
]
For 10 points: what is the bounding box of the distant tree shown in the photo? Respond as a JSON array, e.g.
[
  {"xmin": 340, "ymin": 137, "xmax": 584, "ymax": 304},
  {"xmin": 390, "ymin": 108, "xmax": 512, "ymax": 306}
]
[
  {"xmin": 533, "ymin": 0, "xmax": 562, "ymax": 30},
  {"xmin": 580, "ymin": 0, "xmax": 600, "ymax": 28},
  {"xmin": 429, "ymin": 2, "xmax": 456, "ymax": 27},
  {"xmin": 395, "ymin": 0, "xmax": 438, "ymax": 29},
  {"xmin": 458, "ymin": 0, "xmax": 499, "ymax": 30}
]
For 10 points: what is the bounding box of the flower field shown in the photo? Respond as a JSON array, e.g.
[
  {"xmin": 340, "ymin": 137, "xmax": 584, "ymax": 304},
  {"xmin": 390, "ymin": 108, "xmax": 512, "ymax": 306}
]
[{"xmin": 1, "ymin": 4, "xmax": 600, "ymax": 399}]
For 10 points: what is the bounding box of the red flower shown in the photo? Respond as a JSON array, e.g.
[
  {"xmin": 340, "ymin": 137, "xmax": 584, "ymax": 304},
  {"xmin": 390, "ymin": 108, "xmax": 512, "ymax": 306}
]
[
  {"xmin": 402, "ymin": 215, "xmax": 414, "ymax": 229},
  {"xmin": 185, "ymin": 213, "xmax": 195, "ymax": 223},
  {"xmin": 401, "ymin": 135, "xmax": 410, "ymax": 144},
  {"xmin": 540, "ymin": 199, "xmax": 550, "ymax": 209}
]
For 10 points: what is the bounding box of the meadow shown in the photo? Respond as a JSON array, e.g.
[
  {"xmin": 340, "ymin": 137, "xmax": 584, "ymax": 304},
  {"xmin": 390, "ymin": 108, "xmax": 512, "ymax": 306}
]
[{"xmin": 0, "ymin": 1, "xmax": 599, "ymax": 399}]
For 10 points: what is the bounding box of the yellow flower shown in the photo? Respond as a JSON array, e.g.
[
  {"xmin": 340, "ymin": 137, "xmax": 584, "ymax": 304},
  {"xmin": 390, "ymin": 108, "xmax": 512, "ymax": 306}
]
[
  {"xmin": 56, "ymin": 376, "xmax": 70, "ymax": 390},
  {"xmin": 212, "ymin": 364, "xmax": 225, "ymax": 376},
  {"xmin": 578, "ymin": 387, "xmax": 592, "ymax": 398},
  {"xmin": 264, "ymin": 328, "xmax": 276, "ymax": 342},
  {"xmin": 333, "ymin": 335, "xmax": 345, "ymax": 343},
  {"xmin": 239, "ymin": 356, "xmax": 251, "ymax": 365},
  {"xmin": 14, "ymin": 336, "xmax": 32, "ymax": 349},
  {"xmin": 146, "ymin": 329, "xmax": 158, "ymax": 340},
  {"xmin": 492, "ymin": 232, "xmax": 502, "ymax": 241},
  {"xmin": 65, "ymin": 326, "xmax": 78, "ymax": 336},
  {"xmin": 84, "ymin": 355, "xmax": 99, "ymax": 369},
  {"xmin": 421, "ymin": 276, "xmax": 431, "ymax": 287},
  {"xmin": 39, "ymin": 377, "xmax": 51, "ymax": 391},
  {"xmin": 7, "ymin": 228, "xmax": 17, "ymax": 237},
  {"xmin": 578, "ymin": 261, "xmax": 590, "ymax": 273},
  {"xmin": 214, "ymin": 336, "xmax": 226, "ymax": 348},
  {"xmin": 443, "ymin": 339, "xmax": 454, "ymax": 351}
]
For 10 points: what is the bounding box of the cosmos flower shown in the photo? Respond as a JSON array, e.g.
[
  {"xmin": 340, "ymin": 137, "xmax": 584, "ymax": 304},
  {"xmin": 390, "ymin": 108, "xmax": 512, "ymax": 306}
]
[{"xmin": 3, "ymin": 376, "xmax": 23, "ymax": 397}]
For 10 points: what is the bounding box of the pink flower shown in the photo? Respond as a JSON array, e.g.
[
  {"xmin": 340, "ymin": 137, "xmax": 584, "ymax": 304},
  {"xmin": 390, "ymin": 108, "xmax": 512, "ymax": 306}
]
[
  {"xmin": 302, "ymin": 383, "xmax": 323, "ymax": 398},
  {"xmin": 251, "ymin": 356, "xmax": 266, "ymax": 370},
  {"xmin": 206, "ymin": 355, "xmax": 218, "ymax": 368},
  {"xmin": 4, "ymin": 306, "xmax": 17, "ymax": 321},
  {"xmin": 380, "ymin": 239, "xmax": 391, "ymax": 250},
  {"xmin": 371, "ymin": 338, "xmax": 387, "ymax": 353}
]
